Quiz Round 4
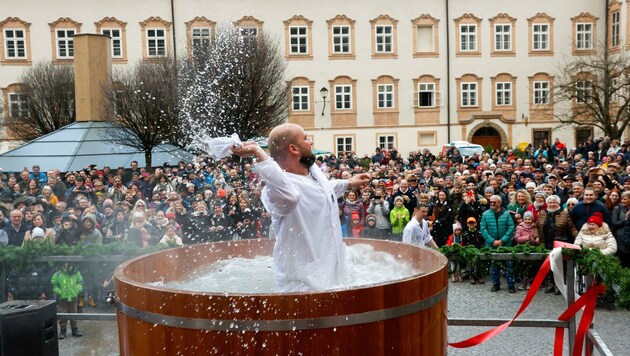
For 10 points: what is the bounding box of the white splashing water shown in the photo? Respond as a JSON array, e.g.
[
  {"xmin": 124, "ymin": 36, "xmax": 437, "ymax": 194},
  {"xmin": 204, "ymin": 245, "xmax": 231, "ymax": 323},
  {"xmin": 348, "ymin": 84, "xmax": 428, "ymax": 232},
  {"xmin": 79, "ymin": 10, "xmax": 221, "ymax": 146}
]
[{"xmin": 149, "ymin": 244, "xmax": 421, "ymax": 293}]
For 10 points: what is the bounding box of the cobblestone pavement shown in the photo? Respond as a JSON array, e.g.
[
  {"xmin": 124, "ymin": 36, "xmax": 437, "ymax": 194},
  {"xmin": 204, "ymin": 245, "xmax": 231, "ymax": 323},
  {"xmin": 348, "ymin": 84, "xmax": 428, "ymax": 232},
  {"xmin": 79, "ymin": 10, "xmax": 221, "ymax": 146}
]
[{"xmin": 60, "ymin": 278, "xmax": 629, "ymax": 355}]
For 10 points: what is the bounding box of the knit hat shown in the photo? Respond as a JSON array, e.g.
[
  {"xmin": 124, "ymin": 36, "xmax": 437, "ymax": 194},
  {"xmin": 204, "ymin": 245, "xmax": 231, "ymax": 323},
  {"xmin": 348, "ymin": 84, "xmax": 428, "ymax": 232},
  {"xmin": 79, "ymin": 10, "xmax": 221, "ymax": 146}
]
[
  {"xmin": 535, "ymin": 192, "xmax": 547, "ymax": 200},
  {"xmin": 351, "ymin": 212, "xmax": 360, "ymax": 221},
  {"xmin": 31, "ymin": 227, "xmax": 45, "ymax": 239},
  {"xmin": 394, "ymin": 196, "xmax": 404, "ymax": 203},
  {"xmin": 217, "ymin": 189, "xmax": 226, "ymax": 198},
  {"xmin": 484, "ymin": 186, "xmax": 494, "ymax": 194},
  {"xmin": 523, "ymin": 211, "xmax": 534, "ymax": 221},
  {"xmin": 452, "ymin": 222, "xmax": 462, "ymax": 233},
  {"xmin": 587, "ymin": 212, "xmax": 603, "ymax": 227},
  {"xmin": 367, "ymin": 214, "xmax": 377, "ymax": 223},
  {"xmin": 526, "ymin": 182, "xmax": 537, "ymax": 189}
]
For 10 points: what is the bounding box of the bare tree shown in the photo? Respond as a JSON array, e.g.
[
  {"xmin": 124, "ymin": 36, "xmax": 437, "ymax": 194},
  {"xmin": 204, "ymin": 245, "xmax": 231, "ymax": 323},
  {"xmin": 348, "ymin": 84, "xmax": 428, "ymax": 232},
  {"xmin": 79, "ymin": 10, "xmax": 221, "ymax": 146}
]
[
  {"xmin": 103, "ymin": 60, "xmax": 179, "ymax": 168},
  {"xmin": 179, "ymin": 26, "xmax": 288, "ymax": 143},
  {"xmin": 553, "ymin": 43, "xmax": 630, "ymax": 140},
  {"xmin": 5, "ymin": 62, "xmax": 75, "ymax": 141}
]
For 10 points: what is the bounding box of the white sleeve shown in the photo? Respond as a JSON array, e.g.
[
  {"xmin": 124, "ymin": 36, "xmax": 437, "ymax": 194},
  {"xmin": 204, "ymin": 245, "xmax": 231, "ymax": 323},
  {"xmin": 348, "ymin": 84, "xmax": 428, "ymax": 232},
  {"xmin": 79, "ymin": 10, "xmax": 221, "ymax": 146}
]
[
  {"xmin": 402, "ymin": 223, "xmax": 412, "ymax": 243},
  {"xmin": 256, "ymin": 159, "xmax": 300, "ymax": 216},
  {"xmin": 331, "ymin": 179, "xmax": 349, "ymax": 198}
]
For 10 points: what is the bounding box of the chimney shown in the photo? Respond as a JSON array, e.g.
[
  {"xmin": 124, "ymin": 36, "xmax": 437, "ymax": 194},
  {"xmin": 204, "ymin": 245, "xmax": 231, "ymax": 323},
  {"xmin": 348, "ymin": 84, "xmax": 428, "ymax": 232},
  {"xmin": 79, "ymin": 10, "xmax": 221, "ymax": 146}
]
[{"xmin": 73, "ymin": 34, "xmax": 112, "ymax": 122}]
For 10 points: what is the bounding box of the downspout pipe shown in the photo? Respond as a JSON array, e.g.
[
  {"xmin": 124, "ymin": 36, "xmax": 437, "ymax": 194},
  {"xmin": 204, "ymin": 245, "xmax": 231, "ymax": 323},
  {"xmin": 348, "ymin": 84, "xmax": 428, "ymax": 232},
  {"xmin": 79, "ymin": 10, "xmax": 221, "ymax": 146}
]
[
  {"xmin": 445, "ymin": 0, "xmax": 451, "ymax": 143},
  {"xmin": 171, "ymin": 0, "xmax": 177, "ymax": 62}
]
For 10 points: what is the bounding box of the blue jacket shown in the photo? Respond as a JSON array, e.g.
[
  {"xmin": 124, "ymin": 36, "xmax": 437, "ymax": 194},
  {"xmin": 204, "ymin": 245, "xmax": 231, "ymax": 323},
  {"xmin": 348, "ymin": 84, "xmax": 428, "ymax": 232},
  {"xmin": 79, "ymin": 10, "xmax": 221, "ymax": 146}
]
[
  {"xmin": 480, "ymin": 207, "xmax": 515, "ymax": 248},
  {"xmin": 569, "ymin": 200, "xmax": 609, "ymax": 230}
]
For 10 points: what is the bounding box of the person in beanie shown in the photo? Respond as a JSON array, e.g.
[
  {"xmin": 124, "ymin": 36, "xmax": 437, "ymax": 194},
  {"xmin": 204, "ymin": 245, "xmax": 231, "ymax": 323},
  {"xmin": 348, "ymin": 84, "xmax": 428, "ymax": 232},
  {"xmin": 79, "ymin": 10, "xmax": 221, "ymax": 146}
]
[
  {"xmin": 79, "ymin": 213, "xmax": 102, "ymax": 245},
  {"xmin": 57, "ymin": 213, "xmax": 81, "ymax": 245},
  {"xmin": 514, "ymin": 211, "xmax": 540, "ymax": 290},
  {"xmin": 51, "ymin": 263, "xmax": 83, "ymax": 339},
  {"xmin": 463, "ymin": 217, "xmax": 485, "ymax": 284},
  {"xmin": 360, "ymin": 214, "xmax": 380, "ymax": 239},
  {"xmin": 447, "ymin": 222, "xmax": 464, "ymax": 282},
  {"xmin": 350, "ymin": 211, "xmax": 363, "ymax": 237},
  {"xmin": 575, "ymin": 212, "xmax": 617, "ymax": 256}
]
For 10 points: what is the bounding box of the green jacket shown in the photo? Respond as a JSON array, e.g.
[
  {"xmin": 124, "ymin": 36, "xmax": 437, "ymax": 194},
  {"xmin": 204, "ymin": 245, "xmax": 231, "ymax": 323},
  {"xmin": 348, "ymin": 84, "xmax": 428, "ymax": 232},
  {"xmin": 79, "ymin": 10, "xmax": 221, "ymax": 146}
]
[
  {"xmin": 389, "ymin": 206, "xmax": 410, "ymax": 234},
  {"xmin": 51, "ymin": 268, "xmax": 83, "ymax": 302},
  {"xmin": 480, "ymin": 207, "xmax": 515, "ymax": 248}
]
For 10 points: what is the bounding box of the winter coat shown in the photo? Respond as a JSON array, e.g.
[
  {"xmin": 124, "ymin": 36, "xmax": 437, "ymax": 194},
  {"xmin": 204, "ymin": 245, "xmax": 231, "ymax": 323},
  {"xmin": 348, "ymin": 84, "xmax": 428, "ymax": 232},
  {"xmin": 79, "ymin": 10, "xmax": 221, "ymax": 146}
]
[
  {"xmin": 342, "ymin": 199, "xmax": 365, "ymax": 225},
  {"xmin": 80, "ymin": 214, "xmax": 102, "ymax": 245},
  {"xmin": 7, "ymin": 268, "xmax": 53, "ymax": 300},
  {"xmin": 462, "ymin": 228, "xmax": 485, "ymax": 248},
  {"xmin": 570, "ymin": 200, "xmax": 610, "ymax": 230},
  {"xmin": 430, "ymin": 199, "xmax": 452, "ymax": 246},
  {"xmin": 389, "ymin": 205, "xmax": 410, "ymax": 235},
  {"xmin": 51, "ymin": 266, "xmax": 83, "ymax": 302},
  {"xmin": 480, "ymin": 207, "xmax": 515, "ymax": 248},
  {"xmin": 610, "ymin": 205, "xmax": 628, "ymax": 240},
  {"xmin": 446, "ymin": 234, "xmax": 463, "ymax": 246},
  {"xmin": 351, "ymin": 222, "xmax": 364, "ymax": 238},
  {"xmin": 575, "ymin": 223, "xmax": 618, "ymax": 256},
  {"xmin": 360, "ymin": 225, "xmax": 381, "ymax": 239},
  {"xmin": 507, "ymin": 202, "xmax": 530, "ymax": 223},
  {"xmin": 536, "ymin": 209, "xmax": 578, "ymax": 248},
  {"xmin": 367, "ymin": 200, "xmax": 391, "ymax": 230},
  {"xmin": 514, "ymin": 222, "xmax": 539, "ymax": 246}
]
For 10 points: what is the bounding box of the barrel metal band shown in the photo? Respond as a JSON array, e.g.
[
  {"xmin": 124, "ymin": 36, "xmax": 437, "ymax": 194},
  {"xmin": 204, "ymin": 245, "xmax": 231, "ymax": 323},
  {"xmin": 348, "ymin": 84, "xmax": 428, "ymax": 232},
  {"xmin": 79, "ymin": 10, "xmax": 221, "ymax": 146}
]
[{"xmin": 115, "ymin": 286, "xmax": 447, "ymax": 331}]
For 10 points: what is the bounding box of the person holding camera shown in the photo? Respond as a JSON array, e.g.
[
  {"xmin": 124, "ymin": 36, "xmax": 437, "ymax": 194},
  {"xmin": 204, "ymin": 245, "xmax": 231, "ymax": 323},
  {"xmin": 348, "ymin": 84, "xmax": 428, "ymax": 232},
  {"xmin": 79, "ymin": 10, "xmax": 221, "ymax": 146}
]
[{"xmin": 366, "ymin": 188, "xmax": 391, "ymax": 240}]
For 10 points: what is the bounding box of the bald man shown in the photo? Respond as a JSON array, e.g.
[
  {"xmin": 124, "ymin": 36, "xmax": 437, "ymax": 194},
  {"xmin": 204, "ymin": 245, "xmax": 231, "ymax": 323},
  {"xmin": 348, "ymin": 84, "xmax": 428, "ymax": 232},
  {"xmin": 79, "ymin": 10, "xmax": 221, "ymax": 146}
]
[{"xmin": 233, "ymin": 123, "xmax": 370, "ymax": 292}]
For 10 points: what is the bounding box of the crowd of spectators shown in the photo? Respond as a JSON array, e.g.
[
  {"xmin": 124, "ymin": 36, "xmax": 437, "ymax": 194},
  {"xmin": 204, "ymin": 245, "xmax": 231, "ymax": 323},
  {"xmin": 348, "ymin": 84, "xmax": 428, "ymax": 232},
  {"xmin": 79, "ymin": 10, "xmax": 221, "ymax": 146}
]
[{"xmin": 0, "ymin": 135, "xmax": 629, "ymax": 296}]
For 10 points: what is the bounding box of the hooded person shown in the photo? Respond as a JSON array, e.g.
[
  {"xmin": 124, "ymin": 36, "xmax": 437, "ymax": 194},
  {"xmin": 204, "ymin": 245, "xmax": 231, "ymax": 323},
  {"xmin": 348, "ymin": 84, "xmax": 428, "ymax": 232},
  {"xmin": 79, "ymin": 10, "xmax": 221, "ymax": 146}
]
[
  {"xmin": 79, "ymin": 213, "xmax": 102, "ymax": 245},
  {"xmin": 51, "ymin": 263, "xmax": 83, "ymax": 339},
  {"xmin": 575, "ymin": 212, "xmax": 617, "ymax": 256},
  {"xmin": 360, "ymin": 214, "xmax": 380, "ymax": 239},
  {"xmin": 57, "ymin": 213, "xmax": 81, "ymax": 245}
]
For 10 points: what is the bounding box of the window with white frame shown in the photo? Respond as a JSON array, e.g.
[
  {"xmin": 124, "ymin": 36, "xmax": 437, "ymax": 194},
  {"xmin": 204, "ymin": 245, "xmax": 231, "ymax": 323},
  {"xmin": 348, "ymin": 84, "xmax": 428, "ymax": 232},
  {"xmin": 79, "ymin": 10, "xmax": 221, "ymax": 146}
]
[
  {"xmin": 8, "ymin": 93, "xmax": 27, "ymax": 118},
  {"xmin": 101, "ymin": 28, "xmax": 122, "ymax": 58},
  {"xmin": 460, "ymin": 25, "xmax": 477, "ymax": 51},
  {"xmin": 378, "ymin": 135, "xmax": 396, "ymax": 150},
  {"xmin": 332, "ymin": 25, "xmax": 350, "ymax": 53},
  {"xmin": 417, "ymin": 83, "xmax": 435, "ymax": 107},
  {"xmin": 336, "ymin": 136, "xmax": 353, "ymax": 154},
  {"xmin": 461, "ymin": 83, "xmax": 477, "ymax": 107},
  {"xmin": 191, "ymin": 27, "xmax": 211, "ymax": 54},
  {"xmin": 146, "ymin": 28, "xmax": 166, "ymax": 57},
  {"xmin": 576, "ymin": 80, "xmax": 592, "ymax": 103},
  {"xmin": 496, "ymin": 82, "xmax": 512, "ymax": 106},
  {"xmin": 416, "ymin": 25, "xmax": 434, "ymax": 52},
  {"xmin": 113, "ymin": 90, "xmax": 124, "ymax": 116},
  {"xmin": 533, "ymin": 81, "xmax": 550, "ymax": 105},
  {"xmin": 494, "ymin": 24, "xmax": 511, "ymax": 51},
  {"xmin": 611, "ymin": 77, "xmax": 619, "ymax": 102},
  {"xmin": 612, "ymin": 12, "xmax": 620, "ymax": 48},
  {"xmin": 291, "ymin": 86, "xmax": 309, "ymax": 111},
  {"xmin": 375, "ymin": 25, "xmax": 393, "ymax": 53},
  {"xmin": 335, "ymin": 85, "xmax": 352, "ymax": 110},
  {"xmin": 56, "ymin": 29, "xmax": 75, "ymax": 58},
  {"xmin": 240, "ymin": 27, "xmax": 258, "ymax": 46},
  {"xmin": 289, "ymin": 26, "xmax": 308, "ymax": 54},
  {"xmin": 4, "ymin": 29, "xmax": 26, "ymax": 59},
  {"xmin": 377, "ymin": 84, "xmax": 394, "ymax": 108},
  {"xmin": 532, "ymin": 24, "xmax": 549, "ymax": 51},
  {"xmin": 576, "ymin": 23, "xmax": 593, "ymax": 50}
]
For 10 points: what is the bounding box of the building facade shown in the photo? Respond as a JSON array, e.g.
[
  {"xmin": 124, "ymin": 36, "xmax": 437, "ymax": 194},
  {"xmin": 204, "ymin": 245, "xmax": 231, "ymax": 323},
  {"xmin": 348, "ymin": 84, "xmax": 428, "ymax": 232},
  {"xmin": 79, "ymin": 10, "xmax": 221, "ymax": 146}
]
[{"xmin": 0, "ymin": 0, "xmax": 624, "ymax": 155}]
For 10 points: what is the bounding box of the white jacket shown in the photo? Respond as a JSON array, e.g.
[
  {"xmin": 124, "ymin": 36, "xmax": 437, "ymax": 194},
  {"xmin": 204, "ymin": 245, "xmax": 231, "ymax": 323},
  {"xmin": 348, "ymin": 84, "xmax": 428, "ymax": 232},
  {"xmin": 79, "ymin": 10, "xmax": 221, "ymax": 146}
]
[{"xmin": 575, "ymin": 222, "xmax": 618, "ymax": 256}]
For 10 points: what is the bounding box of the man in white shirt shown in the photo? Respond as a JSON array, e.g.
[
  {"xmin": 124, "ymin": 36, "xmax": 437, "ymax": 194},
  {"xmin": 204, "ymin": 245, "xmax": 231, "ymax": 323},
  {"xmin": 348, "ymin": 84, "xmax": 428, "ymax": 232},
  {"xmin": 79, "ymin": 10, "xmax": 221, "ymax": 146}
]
[
  {"xmin": 402, "ymin": 204, "xmax": 439, "ymax": 249},
  {"xmin": 232, "ymin": 123, "xmax": 370, "ymax": 292}
]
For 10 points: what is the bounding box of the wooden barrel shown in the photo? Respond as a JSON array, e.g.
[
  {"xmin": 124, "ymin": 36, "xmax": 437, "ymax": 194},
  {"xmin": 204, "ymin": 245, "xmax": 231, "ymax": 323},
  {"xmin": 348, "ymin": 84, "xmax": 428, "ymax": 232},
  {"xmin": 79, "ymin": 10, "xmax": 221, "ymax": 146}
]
[{"xmin": 114, "ymin": 238, "xmax": 448, "ymax": 355}]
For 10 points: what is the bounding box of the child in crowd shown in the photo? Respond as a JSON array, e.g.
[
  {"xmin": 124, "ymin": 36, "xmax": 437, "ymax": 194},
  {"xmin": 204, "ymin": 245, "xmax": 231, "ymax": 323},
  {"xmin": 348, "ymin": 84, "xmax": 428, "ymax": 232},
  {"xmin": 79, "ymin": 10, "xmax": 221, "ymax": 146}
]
[
  {"xmin": 462, "ymin": 217, "xmax": 485, "ymax": 284},
  {"xmin": 514, "ymin": 211, "xmax": 540, "ymax": 290},
  {"xmin": 51, "ymin": 263, "xmax": 83, "ymax": 339},
  {"xmin": 390, "ymin": 196, "xmax": 410, "ymax": 241},
  {"xmin": 159, "ymin": 224, "xmax": 183, "ymax": 246},
  {"xmin": 447, "ymin": 222, "xmax": 464, "ymax": 282},
  {"xmin": 360, "ymin": 214, "xmax": 380, "ymax": 239},
  {"xmin": 350, "ymin": 212, "xmax": 364, "ymax": 237}
]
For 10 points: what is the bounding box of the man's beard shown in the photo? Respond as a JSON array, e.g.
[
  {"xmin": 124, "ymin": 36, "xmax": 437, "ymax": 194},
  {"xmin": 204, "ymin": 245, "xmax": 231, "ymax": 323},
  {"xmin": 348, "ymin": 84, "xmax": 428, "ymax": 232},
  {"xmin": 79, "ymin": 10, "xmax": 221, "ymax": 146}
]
[{"xmin": 299, "ymin": 153, "xmax": 316, "ymax": 168}]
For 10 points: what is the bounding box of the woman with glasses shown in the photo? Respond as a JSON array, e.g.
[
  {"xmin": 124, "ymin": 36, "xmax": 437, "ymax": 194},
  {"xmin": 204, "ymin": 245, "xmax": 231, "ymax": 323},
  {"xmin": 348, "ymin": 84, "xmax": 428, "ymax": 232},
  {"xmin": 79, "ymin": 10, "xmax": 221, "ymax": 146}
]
[
  {"xmin": 565, "ymin": 197, "xmax": 579, "ymax": 212},
  {"xmin": 536, "ymin": 195, "xmax": 579, "ymax": 294}
]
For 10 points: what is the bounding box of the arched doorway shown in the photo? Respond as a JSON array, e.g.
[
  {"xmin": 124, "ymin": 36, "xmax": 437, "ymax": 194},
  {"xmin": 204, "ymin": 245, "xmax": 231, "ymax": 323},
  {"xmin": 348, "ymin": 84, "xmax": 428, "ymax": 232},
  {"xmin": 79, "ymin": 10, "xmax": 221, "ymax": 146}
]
[{"xmin": 471, "ymin": 126, "xmax": 501, "ymax": 149}]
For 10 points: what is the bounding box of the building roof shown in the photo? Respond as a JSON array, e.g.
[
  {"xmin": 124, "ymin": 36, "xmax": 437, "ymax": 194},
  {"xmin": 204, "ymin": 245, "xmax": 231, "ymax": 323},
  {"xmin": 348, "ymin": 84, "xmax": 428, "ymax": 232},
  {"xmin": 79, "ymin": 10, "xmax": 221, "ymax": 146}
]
[{"xmin": 0, "ymin": 121, "xmax": 195, "ymax": 172}]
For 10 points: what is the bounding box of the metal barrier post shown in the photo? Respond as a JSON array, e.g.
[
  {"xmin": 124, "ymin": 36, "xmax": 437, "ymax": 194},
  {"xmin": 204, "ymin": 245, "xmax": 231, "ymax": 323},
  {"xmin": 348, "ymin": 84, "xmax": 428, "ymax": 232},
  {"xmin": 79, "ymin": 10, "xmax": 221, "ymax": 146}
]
[{"xmin": 566, "ymin": 258, "xmax": 576, "ymax": 353}]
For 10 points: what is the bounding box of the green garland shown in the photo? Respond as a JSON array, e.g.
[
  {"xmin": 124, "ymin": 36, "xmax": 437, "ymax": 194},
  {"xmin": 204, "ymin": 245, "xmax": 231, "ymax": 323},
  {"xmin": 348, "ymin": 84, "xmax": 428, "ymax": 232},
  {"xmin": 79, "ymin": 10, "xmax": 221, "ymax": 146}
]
[
  {"xmin": 440, "ymin": 244, "xmax": 630, "ymax": 309},
  {"xmin": 0, "ymin": 241, "xmax": 173, "ymax": 273}
]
